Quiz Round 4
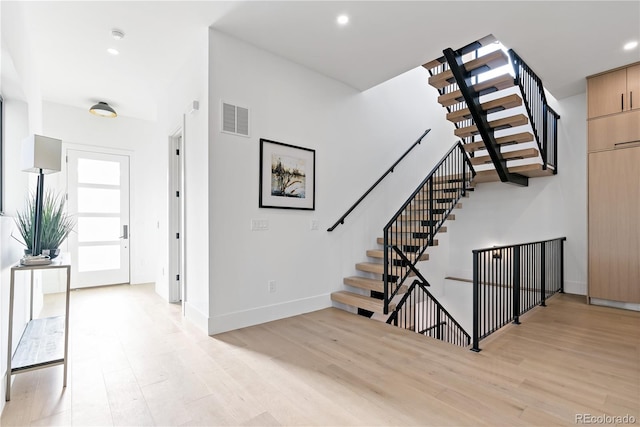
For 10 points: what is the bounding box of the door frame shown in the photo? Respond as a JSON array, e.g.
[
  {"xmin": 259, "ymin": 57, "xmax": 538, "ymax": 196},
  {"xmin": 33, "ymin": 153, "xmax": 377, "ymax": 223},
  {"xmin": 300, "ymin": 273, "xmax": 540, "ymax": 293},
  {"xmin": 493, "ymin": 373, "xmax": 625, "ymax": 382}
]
[
  {"xmin": 168, "ymin": 127, "xmax": 186, "ymax": 308},
  {"xmin": 63, "ymin": 144, "xmax": 133, "ymax": 288}
]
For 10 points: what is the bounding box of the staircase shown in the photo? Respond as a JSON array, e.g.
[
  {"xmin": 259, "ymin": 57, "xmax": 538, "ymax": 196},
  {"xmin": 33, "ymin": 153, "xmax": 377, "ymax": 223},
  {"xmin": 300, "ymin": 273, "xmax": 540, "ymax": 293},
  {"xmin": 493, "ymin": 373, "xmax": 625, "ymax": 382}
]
[
  {"xmin": 424, "ymin": 34, "xmax": 559, "ymax": 185},
  {"xmin": 329, "ymin": 34, "xmax": 560, "ymax": 348}
]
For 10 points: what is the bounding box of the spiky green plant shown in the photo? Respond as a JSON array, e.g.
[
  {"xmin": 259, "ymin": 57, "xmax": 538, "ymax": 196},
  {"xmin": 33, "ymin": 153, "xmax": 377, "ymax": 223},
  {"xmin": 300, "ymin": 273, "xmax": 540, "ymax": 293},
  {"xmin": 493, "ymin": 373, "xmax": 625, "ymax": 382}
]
[{"xmin": 15, "ymin": 191, "xmax": 75, "ymax": 253}]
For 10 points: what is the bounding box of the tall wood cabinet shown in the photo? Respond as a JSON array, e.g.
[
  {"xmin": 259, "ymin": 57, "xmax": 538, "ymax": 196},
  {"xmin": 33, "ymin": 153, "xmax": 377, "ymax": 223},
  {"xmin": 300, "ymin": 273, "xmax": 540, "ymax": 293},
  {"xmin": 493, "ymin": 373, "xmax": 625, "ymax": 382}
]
[{"xmin": 587, "ymin": 62, "xmax": 640, "ymax": 305}]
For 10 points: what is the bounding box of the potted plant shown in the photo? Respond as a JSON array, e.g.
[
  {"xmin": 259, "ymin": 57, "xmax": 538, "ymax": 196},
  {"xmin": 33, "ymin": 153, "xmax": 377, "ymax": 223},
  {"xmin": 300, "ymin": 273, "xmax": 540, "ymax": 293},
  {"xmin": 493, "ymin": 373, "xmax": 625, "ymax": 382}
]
[{"xmin": 15, "ymin": 190, "xmax": 75, "ymax": 258}]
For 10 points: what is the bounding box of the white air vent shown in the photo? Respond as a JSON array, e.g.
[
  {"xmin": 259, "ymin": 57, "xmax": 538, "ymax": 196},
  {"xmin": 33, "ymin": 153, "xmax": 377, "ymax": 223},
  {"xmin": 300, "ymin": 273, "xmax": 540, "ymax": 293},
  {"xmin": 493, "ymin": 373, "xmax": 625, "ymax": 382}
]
[{"xmin": 222, "ymin": 102, "xmax": 250, "ymax": 137}]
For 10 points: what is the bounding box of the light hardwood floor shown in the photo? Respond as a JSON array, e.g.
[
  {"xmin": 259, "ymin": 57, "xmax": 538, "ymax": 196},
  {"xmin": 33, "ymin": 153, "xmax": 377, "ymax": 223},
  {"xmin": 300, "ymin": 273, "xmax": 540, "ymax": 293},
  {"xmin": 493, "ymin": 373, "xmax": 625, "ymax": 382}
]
[{"xmin": 2, "ymin": 284, "xmax": 639, "ymax": 426}]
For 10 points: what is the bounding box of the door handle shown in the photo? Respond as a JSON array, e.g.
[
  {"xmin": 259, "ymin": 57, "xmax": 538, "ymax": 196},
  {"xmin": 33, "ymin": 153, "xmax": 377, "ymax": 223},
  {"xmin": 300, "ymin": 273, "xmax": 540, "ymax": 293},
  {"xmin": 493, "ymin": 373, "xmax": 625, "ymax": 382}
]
[{"xmin": 119, "ymin": 225, "xmax": 129, "ymax": 240}]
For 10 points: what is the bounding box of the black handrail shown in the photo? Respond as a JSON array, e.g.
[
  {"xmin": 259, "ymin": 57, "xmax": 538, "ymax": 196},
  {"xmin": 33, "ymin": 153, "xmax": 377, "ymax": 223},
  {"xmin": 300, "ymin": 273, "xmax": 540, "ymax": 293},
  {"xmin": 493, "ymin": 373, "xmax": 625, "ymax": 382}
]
[
  {"xmin": 471, "ymin": 237, "xmax": 566, "ymax": 352},
  {"xmin": 508, "ymin": 49, "xmax": 561, "ymax": 173},
  {"xmin": 383, "ymin": 141, "xmax": 475, "ymax": 313},
  {"xmin": 327, "ymin": 129, "xmax": 431, "ymax": 232}
]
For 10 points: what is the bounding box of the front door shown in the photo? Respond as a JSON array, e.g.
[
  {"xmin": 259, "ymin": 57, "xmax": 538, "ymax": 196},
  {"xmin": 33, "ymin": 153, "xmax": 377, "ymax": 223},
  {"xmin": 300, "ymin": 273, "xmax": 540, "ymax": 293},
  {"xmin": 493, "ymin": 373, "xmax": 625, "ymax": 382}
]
[{"xmin": 66, "ymin": 149, "xmax": 130, "ymax": 288}]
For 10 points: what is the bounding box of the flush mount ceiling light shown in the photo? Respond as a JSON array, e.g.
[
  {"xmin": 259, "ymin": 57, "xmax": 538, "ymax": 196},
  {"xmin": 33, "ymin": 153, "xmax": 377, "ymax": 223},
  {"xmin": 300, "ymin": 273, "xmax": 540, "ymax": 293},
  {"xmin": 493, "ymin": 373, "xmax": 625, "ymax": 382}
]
[
  {"xmin": 624, "ymin": 40, "xmax": 638, "ymax": 50},
  {"xmin": 89, "ymin": 102, "xmax": 117, "ymax": 118},
  {"xmin": 337, "ymin": 14, "xmax": 349, "ymax": 25},
  {"xmin": 111, "ymin": 28, "xmax": 125, "ymax": 40},
  {"xmin": 106, "ymin": 47, "xmax": 119, "ymax": 55}
]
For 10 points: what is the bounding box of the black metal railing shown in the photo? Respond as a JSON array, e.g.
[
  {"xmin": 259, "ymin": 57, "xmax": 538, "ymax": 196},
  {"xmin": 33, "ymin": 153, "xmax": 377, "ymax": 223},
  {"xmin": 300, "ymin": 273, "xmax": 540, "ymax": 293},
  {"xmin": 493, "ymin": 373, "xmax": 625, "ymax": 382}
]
[
  {"xmin": 327, "ymin": 129, "xmax": 431, "ymax": 232},
  {"xmin": 508, "ymin": 49, "xmax": 561, "ymax": 173},
  {"xmin": 387, "ymin": 255, "xmax": 470, "ymax": 347},
  {"xmin": 471, "ymin": 237, "xmax": 566, "ymax": 351},
  {"xmin": 383, "ymin": 142, "xmax": 475, "ymax": 314}
]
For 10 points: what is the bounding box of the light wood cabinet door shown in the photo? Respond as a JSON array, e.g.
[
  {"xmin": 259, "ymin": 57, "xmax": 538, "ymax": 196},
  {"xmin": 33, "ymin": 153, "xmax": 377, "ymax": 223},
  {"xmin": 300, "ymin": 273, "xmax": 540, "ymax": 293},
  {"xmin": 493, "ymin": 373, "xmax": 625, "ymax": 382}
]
[
  {"xmin": 588, "ymin": 109, "xmax": 640, "ymax": 152},
  {"xmin": 587, "ymin": 68, "xmax": 627, "ymax": 118},
  {"xmin": 588, "ymin": 147, "xmax": 640, "ymax": 303},
  {"xmin": 627, "ymin": 64, "xmax": 640, "ymax": 111}
]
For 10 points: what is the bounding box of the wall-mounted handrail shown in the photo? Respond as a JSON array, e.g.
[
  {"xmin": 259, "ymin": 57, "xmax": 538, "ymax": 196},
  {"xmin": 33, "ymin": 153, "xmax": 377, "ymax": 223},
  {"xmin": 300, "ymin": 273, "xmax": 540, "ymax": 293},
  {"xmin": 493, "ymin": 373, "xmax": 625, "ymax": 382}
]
[
  {"xmin": 471, "ymin": 237, "xmax": 566, "ymax": 352},
  {"xmin": 327, "ymin": 129, "xmax": 431, "ymax": 232}
]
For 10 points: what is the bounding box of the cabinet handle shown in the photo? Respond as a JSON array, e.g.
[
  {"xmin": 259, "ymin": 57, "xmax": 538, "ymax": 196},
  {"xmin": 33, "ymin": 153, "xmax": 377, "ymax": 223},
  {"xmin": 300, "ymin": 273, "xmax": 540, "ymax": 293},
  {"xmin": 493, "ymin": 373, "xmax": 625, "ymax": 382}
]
[
  {"xmin": 621, "ymin": 93, "xmax": 624, "ymax": 111},
  {"xmin": 614, "ymin": 140, "xmax": 640, "ymax": 148},
  {"xmin": 631, "ymin": 91, "xmax": 633, "ymax": 109}
]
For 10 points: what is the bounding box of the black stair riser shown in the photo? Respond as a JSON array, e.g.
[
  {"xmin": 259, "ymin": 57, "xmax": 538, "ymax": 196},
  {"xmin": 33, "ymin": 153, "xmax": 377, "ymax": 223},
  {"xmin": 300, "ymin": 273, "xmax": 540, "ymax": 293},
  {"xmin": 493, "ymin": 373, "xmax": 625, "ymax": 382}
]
[{"xmin": 357, "ymin": 308, "xmax": 374, "ymax": 318}]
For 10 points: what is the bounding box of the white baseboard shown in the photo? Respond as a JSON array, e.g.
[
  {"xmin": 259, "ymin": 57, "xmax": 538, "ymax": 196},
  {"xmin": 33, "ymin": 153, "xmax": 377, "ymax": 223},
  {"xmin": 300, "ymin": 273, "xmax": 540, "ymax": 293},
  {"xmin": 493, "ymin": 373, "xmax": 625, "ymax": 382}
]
[
  {"xmin": 563, "ymin": 280, "xmax": 586, "ymax": 296},
  {"xmin": 208, "ymin": 293, "xmax": 331, "ymax": 335},
  {"xmin": 184, "ymin": 302, "xmax": 210, "ymax": 333},
  {"xmin": 590, "ymin": 298, "xmax": 640, "ymax": 312}
]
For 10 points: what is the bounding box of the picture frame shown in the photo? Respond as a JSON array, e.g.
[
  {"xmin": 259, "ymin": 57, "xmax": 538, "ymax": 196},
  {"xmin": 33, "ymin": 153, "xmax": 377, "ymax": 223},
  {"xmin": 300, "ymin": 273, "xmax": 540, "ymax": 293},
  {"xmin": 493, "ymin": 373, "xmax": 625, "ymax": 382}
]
[{"xmin": 259, "ymin": 138, "xmax": 315, "ymax": 210}]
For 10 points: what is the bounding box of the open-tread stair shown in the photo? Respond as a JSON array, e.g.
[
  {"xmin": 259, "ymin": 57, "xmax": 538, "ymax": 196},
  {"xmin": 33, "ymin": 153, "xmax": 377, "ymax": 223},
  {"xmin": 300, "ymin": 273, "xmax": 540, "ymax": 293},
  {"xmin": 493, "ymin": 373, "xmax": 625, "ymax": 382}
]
[
  {"xmin": 429, "ymin": 49, "xmax": 510, "ymax": 89},
  {"xmin": 454, "ymin": 114, "xmax": 529, "ymax": 138},
  {"xmin": 447, "ymin": 94, "xmax": 522, "ymax": 123},
  {"xmin": 331, "ymin": 291, "xmax": 396, "ymax": 313}
]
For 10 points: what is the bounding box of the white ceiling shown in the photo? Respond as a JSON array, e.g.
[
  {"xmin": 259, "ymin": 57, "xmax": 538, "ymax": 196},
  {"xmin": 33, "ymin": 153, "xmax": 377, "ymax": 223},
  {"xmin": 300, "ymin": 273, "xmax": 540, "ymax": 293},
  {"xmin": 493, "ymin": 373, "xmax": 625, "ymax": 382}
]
[{"xmin": 7, "ymin": 1, "xmax": 640, "ymax": 121}]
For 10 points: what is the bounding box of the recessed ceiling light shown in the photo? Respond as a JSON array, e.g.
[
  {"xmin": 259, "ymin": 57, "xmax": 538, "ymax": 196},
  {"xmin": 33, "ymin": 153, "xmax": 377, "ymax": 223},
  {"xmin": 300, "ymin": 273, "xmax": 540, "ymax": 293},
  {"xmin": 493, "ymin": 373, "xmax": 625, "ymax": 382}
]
[
  {"xmin": 337, "ymin": 14, "xmax": 349, "ymax": 25},
  {"xmin": 111, "ymin": 29, "xmax": 125, "ymax": 40},
  {"xmin": 624, "ymin": 41, "xmax": 638, "ymax": 50},
  {"xmin": 107, "ymin": 47, "xmax": 119, "ymax": 55}
]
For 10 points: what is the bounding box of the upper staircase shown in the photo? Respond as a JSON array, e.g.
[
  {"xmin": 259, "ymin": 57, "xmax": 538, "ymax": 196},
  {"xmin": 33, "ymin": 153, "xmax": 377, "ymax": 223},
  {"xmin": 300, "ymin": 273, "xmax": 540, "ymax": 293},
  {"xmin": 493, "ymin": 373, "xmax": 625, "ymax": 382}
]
[
  {"xmin": 424, "ymin": 34, "xmax": 560, "ymax": 185},
  {"xmin": 329, "ymin": 34, "xmax": 561, "ymax": 349}
]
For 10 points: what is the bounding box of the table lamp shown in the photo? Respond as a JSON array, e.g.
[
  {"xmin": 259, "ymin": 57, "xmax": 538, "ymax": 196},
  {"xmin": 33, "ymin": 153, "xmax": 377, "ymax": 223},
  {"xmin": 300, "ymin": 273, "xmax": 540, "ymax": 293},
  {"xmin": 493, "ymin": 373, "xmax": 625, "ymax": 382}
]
[{"xmin": 21, "ymin": 135, "xmax": 62, "ymax": 256}]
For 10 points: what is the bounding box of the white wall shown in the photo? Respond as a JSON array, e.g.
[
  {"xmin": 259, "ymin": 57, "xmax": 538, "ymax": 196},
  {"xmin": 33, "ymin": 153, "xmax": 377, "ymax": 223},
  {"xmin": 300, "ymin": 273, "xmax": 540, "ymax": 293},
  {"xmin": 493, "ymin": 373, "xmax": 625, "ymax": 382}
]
[
  {"xmin": 207, "ymin": 29, "xmax": 457, "ymax": 334},
  {"xmin": 156, "ymin": 28, "xmax": 210, "ymax": 330},
  {"xmin": 446, "ymin": 92, "xmax": 588, "ymax": 295},
  {"xmin": 42, "ymin": 102, "xmax": 161, "ymax": 285},
  {"xmin": 0, "ymin": 99, "xmax": 34, "ymax": 414}
]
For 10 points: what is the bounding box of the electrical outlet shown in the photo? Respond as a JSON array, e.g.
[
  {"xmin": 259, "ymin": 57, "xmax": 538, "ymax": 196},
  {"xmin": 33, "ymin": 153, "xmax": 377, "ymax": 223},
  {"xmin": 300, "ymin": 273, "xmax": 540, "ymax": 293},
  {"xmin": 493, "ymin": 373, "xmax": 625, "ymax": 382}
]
[
  {"xmin": 268, "ymin": 280, "xmax": 276, "ymax": 293},
  {"xmin": 310, "ymin": 219, "xmax": 319, "ymax": 230}
]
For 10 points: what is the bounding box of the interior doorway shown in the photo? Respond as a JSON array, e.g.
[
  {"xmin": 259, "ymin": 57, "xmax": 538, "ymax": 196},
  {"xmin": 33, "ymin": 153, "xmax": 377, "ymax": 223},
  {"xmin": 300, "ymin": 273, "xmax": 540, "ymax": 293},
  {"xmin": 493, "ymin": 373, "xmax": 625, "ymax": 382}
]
[{"xmin": 66, "ymin": 149, "xmax": 130, "ymax": 288}]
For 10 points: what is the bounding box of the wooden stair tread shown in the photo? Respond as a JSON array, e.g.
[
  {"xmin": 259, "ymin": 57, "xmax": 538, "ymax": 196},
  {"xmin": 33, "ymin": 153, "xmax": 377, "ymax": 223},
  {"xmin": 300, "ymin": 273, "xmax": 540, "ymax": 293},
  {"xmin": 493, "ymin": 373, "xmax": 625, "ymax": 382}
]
[
  {"xmin": 438, "ymin": 74, "xmax": 514, "ymax": 107},
  {"xmin": 464, "ymin": 132, "xmax": 534, "ymax": 152},
  {"xmin": 331, "ymin": 291, "xmax": 395, "ymax": 313},
  {"xmin": 386, "ymin": 227, "xmax": 448, "ymax": 237},
  {"xmin": 423, "ymin": 57, "xmax": 445, "ymax": 71},
  {"xmin": 447, "ymin": 94, "xmax": 522, "ymax": 123},
  {"xmin": 355, "ymin": 262, "xmax": 417, "ymax": 277},
  {"xmin": 343, "ymin": 276, "xmax": 409, "ymax": 294},
  {"xmin": 470, "ymin": 148, "xmax": 539, "ymax": 166},
  {"xmin": 377, "ymin": 237, "xmax": 439, "ymax": 247},
  {"xmin": 422, "ymin": 34, "xmax": 497, "ymax": 71},
  {"xmin": 473, "ymin": 163, "xmax": 554, "ymax": 183},
  {"xmin": 454, "ymin": 114, "xmax": 528, "ymax": 138},
  {"xmin": 366, "ymin": 249, "xmax": 429, "ymax": 262},
  {"xmin": 429, "ymin": 50, "xmax": 509, "ymax": 89},
  {"xmin": 401, "ymin": 202, "xmax": 462, "ymax": 214}
]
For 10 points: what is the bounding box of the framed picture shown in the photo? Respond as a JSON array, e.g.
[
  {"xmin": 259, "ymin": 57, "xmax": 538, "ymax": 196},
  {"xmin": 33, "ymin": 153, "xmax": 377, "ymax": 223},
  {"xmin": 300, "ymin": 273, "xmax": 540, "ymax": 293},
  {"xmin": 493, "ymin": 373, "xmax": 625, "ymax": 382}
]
[{"xmin": 259, "ymin": 138, "xmax": 315, "ymax": 210}]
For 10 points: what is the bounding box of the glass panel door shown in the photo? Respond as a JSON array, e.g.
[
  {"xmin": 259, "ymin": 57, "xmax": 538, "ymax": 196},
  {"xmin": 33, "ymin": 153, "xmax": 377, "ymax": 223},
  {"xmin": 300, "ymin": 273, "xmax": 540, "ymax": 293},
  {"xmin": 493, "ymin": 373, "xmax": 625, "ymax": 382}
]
[{"xmin": 67, "ymin": 150, "xmax": 130, "ymax": 288}]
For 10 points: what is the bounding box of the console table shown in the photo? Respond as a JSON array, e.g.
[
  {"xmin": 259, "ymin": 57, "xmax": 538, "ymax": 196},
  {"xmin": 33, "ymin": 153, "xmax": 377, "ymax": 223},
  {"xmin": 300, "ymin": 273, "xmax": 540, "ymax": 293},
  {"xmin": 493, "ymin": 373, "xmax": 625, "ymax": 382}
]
[{"xmin": 5, "ymin": 255, "xmax": 71, "ymax": 401}]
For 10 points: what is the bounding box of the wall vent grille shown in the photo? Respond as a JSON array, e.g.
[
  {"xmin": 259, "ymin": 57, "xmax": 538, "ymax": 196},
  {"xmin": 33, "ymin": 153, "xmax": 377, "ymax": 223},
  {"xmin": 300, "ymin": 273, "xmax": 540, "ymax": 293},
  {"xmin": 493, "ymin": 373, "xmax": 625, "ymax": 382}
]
[{"xmin": 222, "ymin": 102, "xmax": 250, "ymax": 137}]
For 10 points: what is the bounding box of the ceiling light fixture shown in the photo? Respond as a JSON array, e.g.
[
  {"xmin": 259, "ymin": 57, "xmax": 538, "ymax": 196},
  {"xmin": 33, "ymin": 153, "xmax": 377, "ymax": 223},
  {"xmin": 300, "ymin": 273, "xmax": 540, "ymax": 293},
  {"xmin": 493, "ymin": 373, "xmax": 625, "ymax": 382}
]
[
  {"xmin": 107, "ymin": 47, "xmax": 119, "ymax": 55},
  {"xmin": 111, "ymin": 29, "xmax": 125, "ymax": 40},
  {"xmin": 624, "ymin": 41, "xmax": 638, "ymax": 50},
  {"xmin": 337, "ymin": 14, "xmax": 349, "ymax": 25},
  {"xmin": 89, "ymin": 102, "xmax": 117, "ymax": 118}
]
